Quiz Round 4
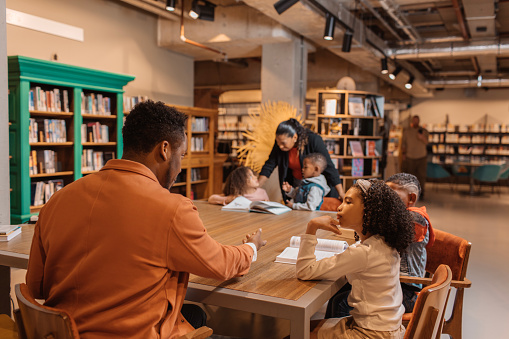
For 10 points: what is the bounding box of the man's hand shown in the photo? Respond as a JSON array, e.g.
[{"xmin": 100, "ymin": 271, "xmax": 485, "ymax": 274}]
[
  {"xmin": 282, "ymin": 181, "xmax": 292, "ymax": 193},
  {"xmin": 306, "ymin": 216, "xmax": 342, "ymax": 236},
  {"xmin": 285, "ymin": 201, "xmax": 294, "ymax": 208},
  {"xmin": 242, "ymin": 228, "xmax": 267, "ymax": 251}
]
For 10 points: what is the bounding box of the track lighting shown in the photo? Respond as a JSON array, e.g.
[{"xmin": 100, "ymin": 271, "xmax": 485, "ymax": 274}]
[
  {"xmin": 389, "ymin": 66, "xmax": 402, "ymax": 80},
  {"xmin": 381, "ymin": 57, "xmax": 388, "ymax": 74},
  {"xmin": 189, "ymin": 0, "xmax": 216, "ymax": 21},
  {"xmin": 342, "ymin": 30, "xmax": 353, "ymax": 52},
  {"xmin": 323, "ymin": 13, "xmax": 335, "ymax": 41},
  {"xmin": 166, "ymin": 0, "xmax": 176, "ymax": 11},
  {"xmin": 273, "ymin": 0, "xmax": 299, "ymax": 15},
  {"xmin": 405, "ymin": 76, "xmax": 415, "ymax": 89}
]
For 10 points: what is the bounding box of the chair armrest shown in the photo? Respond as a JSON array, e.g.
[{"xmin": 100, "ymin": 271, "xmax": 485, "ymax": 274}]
[
  {"xmin": 400, "ymin": 276, "xmax": 472, "ymax": 288},
  {"xmin": 177, "ymin": 326, "xmax": 213, "ymax": 339}
]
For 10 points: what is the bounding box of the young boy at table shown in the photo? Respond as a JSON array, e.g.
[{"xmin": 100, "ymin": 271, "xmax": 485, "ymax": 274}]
[
  {"xmin": 282, "ymin": 153, "xmax": 330, "ymax": 211},
  {"xmin": 296, "ymin": 179, "xmax": 414, "ymax": 338}
]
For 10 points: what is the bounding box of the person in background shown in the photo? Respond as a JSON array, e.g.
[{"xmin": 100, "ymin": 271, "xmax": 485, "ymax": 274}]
[
  {"xmin": 26, "ymin": 101, "xmax": 266, "ymax": 339},
  {"xmin": 282, "ymin": 153, "xmax": 330, "ymax": 211},
  {"xmin": 401, "ymin": 115, "xmax": 429, "ymax": 199},
  {"xmin": 208, "ymin": 166, "xmax": 269, "ymax": 205},
  {"xmin": 258, "ymin": 119, "xmax": 345, "ymax": 202},
  {"xmin": 296, "ymin": 179, "xmax": 414, "ymax": 338}
]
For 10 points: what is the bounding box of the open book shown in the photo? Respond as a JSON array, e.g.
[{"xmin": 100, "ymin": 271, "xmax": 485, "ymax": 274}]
[
  {"xmin": 221, "ymin": 196, "xmax": 291, "ymax": 215},
  {"xmin": 275, "ymin": 236, "xmax": 349, "ymax": 264}
]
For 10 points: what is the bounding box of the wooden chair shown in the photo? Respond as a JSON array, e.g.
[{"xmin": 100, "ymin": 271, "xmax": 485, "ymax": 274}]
[
  {"xmin": 0, "ymin": 314, "xmax": 18, "ymax": 339},
  {"xmin": 15, "ymin": 283, "xmax": 212, "ymax": 339},
  {"xmin": 400, "ymin": 229, "xmax": 472, "ymax": 339},
  {"xmin": 320, "ymin": 197, "xmax": 342, "ymax": 211},
  {"xmin": 404, "ymin": 264, "xmax": 452, "ymax": 339}
]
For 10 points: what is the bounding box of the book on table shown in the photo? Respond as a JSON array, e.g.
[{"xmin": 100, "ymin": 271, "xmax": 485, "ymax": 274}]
[
  {"xmin": 221, "ymin": 196, "xmax": 291, "ymax": 215},
  {"xmin": 275, "ymin": 236, "xmax": 349, "ymax": 264},
  {"xmin": 0, "ymin": 225, "xmax": 22, "ymax": 242}
]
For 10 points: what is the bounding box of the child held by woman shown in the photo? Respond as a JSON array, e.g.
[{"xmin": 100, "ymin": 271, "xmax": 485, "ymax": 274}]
[
  {"xmin": 296, "ymin": 179, "xmax": 414, "ymax": 338},
  {"xmin": 208, "ymin": 166, "xmax": 269, "ymax": 205}
]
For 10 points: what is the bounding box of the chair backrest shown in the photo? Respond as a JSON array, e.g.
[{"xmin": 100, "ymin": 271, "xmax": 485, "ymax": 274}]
[
  {"xmin": 15, "ymin": 283, "xmax": 80, "ymax": 339},
  {"xmin": 404, "ymin": 264, "xmax": 452, "ymax": 339},
  {"xmin": 473, "ymin": 164, "xmax": 503, "ymax": 183},
  {"xmin": 320, "ymin": 197, "xmax": 342, "ymax": 211},
  {"xmin": 427, "ymin": 163, "xmax": 451, "ymax": 179},
  {"xmin": 425, "ymin": 229, "xmax": 470, "ymax": 281}
]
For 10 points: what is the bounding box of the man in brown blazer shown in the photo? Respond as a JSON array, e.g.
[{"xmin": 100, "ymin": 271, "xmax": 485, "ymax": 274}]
[{"xmin": 26, "ymin": 101, "xmax": 266, "ymax": 339}]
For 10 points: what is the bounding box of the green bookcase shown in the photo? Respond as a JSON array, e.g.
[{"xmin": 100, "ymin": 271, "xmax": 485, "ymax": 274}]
[{"xmin": 8, "ymin": 56, "xmax": 135, "ymax": 224}]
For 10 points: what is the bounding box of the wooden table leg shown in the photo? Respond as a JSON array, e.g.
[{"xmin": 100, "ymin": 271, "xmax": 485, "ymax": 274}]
[{"xmin": 0, "ymin": 266, "xmax": 11, "ymax": 315}]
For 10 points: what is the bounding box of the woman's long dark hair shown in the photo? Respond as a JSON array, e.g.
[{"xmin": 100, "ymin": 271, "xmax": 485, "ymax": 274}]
[
  {"xmin": 352, "ymin": 179, "xmax": 414, "ymax": 254},
  {"xmin": 275, "ymin": 118, "xmax": 309, "ymax": 153},
  {"xmin": 223, "ymin": 166, "xmax": 253, "ymax": 196}
]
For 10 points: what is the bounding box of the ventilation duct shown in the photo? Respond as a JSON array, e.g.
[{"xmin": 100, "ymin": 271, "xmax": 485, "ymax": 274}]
[{"xmin": 426, "ymin": 78, "xmax": 509, "ymax": 88}]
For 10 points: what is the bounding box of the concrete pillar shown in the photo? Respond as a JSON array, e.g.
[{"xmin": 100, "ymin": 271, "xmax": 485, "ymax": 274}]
[
  {"xmin": 260, "ymin": 37, "xmax": 308, "ymax": 202},
  {"xmin": 0, "ymin": 0, "xmax": 12, "ymax": 316},
  {"xmin": 261, "ymin": 38, "xmax": 307, "ymax": 116}
]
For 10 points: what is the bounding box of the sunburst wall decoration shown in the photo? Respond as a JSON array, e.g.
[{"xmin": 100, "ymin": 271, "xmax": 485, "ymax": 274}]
[{"xmin": 236, "ymin": 101, "xmax": 302, "ymax": 172}]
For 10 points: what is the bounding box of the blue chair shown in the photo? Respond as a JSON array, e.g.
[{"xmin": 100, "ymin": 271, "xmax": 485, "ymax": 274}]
[
  {"xmin": 427, "ymin": 162, "xmax": 454, "ymax": 191},
  {"xmin": 498, "ymin": 163, "xmax": 509, "ymax": 190},
  {"xmin": 472, "ymin": 164, "xmax": 503, "ymax": 194}
]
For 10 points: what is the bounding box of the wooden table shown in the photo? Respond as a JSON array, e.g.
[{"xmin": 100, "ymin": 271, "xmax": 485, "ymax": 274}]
[{"xmin": 0, "ymin": 202, "xmax": 354, "ymax": 339}]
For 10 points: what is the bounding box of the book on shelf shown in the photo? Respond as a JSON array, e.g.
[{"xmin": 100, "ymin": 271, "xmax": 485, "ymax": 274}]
[
  {"xmin": 31, "ymin": 179, "xmax": 64, "ymax": 206},
  {"xmin": 372, "ymin": 159, "xmax": 379, "ymax": 175},
  {"xmin": 324, "ymin": 99, "xmax": 338, "ymax": 116},
  {"xmin": 348, "ymin": 97, "xmax": 364, "ymax": 116},
  {"xmin": 352, "ymin": 158, "xmax": 364, "ymax": 176},
  {"xmin": 222, "ymin": 196, "xmax": 291, "ymax": 215},
  {"xmin": 0, "ymin": 225, "xmax": 22, "ymax": 242},
  {"xmin": 370, "ymin": 97, "xmax": 381, "ymax": 118},
  {"xmin": 349, "ymin": 140, "xmax": 364, "ymax": 157},
  {"xmin": 365, "ymin": 140, "xmax": 376, "ymax": 156},
  {"xmin": 275, "ymin": 235, "xmax": 349, "ymax": 264}
]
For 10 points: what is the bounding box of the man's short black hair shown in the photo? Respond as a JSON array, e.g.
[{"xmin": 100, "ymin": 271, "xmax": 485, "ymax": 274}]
[{"xmin": 122, "ymin": 100, "xmax": 187, "ymax": 154}]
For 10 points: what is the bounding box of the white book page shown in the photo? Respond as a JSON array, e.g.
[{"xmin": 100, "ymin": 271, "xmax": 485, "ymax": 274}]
[
  {"xmin": 289, "ymin": 236, "xmax": 348, "ymax": 252},
  {"xmin": 221, "ymin": 196, "xmax": 252, "ymax": 211}
]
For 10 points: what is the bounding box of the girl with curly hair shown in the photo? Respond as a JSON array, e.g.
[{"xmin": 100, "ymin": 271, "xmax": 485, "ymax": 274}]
[
  {"xmin": 296, "ymin": 179, "xmax": 414, "ymax": 339},
  {"xmin": 208, "ymin": 166, "xmax": 269, "ymax": 205}
]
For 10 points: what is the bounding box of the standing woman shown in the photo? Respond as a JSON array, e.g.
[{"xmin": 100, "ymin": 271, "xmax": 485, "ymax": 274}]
[{"xmin": 258, "ymin": 118, "xmax": 345, "ymax": 201}]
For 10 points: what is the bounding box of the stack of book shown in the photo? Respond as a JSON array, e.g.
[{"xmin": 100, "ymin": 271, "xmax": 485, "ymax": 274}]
[{"xmin": 0, "ymin": 225, "xmax": 22, "ymax": 242}]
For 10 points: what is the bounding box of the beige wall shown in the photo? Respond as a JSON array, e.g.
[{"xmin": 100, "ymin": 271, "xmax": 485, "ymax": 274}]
[
  {"xmin": 411, "ymin": 88, "xmax": 509, "ymax": 126},
  {"xmin": 6, "ymin": 0, "xmax": 194, "ymax": 106}
]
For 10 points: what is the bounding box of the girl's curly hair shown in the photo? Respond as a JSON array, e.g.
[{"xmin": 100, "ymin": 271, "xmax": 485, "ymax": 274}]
[
  {"xmin": 223, "ymin": 166, "xmax": 253, "ymax": 196},
  {"xmin": 352, "ymin": 179, "xmax": 414, "ymax": 254},
  {"xmin": 275, "ymin": 118, "xmax": 309, "ymax": 154}
]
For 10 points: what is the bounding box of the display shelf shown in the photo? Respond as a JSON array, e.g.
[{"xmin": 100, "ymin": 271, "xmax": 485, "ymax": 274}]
[
  {"xmin": 316, "ymin": 90, "xmax": 384, "ymax": 191},
  {"xmin": 8, "ymin": 55, "xmax": 134, "ymax": 223}
]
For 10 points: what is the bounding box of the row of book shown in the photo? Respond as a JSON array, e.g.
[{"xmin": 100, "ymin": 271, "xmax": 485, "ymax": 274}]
[
  {"xmin": 218, "ymin": 103, "xmax": 260, "ymax": 116},
  {"xmin": 322, "ymin": 97, "xmax": 381, "ymax": 117},
  {"xmin": 29, "ymin": 118, "xmax": 68, "ymax": 143},
  {"xmin": 123, "ymin": 95, "xmax": 149, "ymax": 112},
  {"xmin": 81, "ymin": 93, "xmax": 112, "ymax": 115},
  {"xmin": 29, "ymin": 150, "xmax": 60, "ymax": 175},
  {"xmin": 81, "ymin": 122, "xmax": 110, "ymax": 143},
  {"xmin": 425, "ymin": 123, "xmax": 509, "ymax": 133},
  {"xmin": 191, "ymin": 168, "xmax": 203, "ymax": 182},
  {"xmin": 31, "ymin": 179, "xmax": 64, "ymax": 206},
  {"xmin": 29, "ymin": 87, "xmax": 70, "ymax": 113},
  {"xmin": 430, "ymin": 133, "xmax": 507, "ymax": 144},
  {"xmin": 191, "ymin": 117, "xmax": 209, "ymax": 132},
  {"xmin": 82, "ymin": 150, "xmax": 115, "ymax": 172},
  {"xmin": 352, "ymin": 159, "xmax": 379, "ymax": 176},
  {"xmin": 190, "ymin": 137, "xmax": 205, "ymax": 152}
]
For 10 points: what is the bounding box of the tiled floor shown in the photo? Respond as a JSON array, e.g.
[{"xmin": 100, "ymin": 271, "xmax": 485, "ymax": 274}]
[{"xmin": 10, "ymin": 183, "xmax": 509, "ymax": 338}]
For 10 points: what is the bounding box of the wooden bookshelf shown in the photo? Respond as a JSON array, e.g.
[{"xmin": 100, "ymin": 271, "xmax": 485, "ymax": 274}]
[
  {"xmin": 316, "ymin": 90, "xmax": 385, "ymax": 191},
  {"xmin": 8, "ymin": 55, "xmax": 134, "ymax": 223}
]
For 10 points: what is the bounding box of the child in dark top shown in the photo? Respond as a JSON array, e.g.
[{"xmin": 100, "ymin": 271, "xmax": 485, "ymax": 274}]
[
  {"xmin": 282, "ymin": 153, "xmax": 330, "ymax": 211},
  {"xmin": 325, "ymin": 173, "xmax": 434, "ymax": 318}
]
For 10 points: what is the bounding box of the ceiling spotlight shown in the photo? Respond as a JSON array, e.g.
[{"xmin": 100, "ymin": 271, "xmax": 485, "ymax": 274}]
[
  {"xmin": 189, "ymin": 0, "xmax": 216, "ymax": 21},
  {"xmin": 405, "ymin": 76, "xmax": 415, "ymax": 89},
  {"xmin": 389, "ymin": 66, "xmax": 402, "ymax": 80},
  {"xmin": 381, "ymin": 57, "xmax": 388, "ymax": 74},
  {"xmin": 166, "ymin": 0, "xmax": 176, "ymax": 11},
  {"xmin": 342, "ymin": 30, "xmax": 353, "ymax": 53},
  {"xmin": 273, "ymin": 0, "xmax": 299, "ymax": 15},
  {"xmin": 323, "ymin": 13, "xmax": 335, "ymax": 41},
  {"xmin": 477, "ymin": 75, "xmax": 482, "ymax": 87}
]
